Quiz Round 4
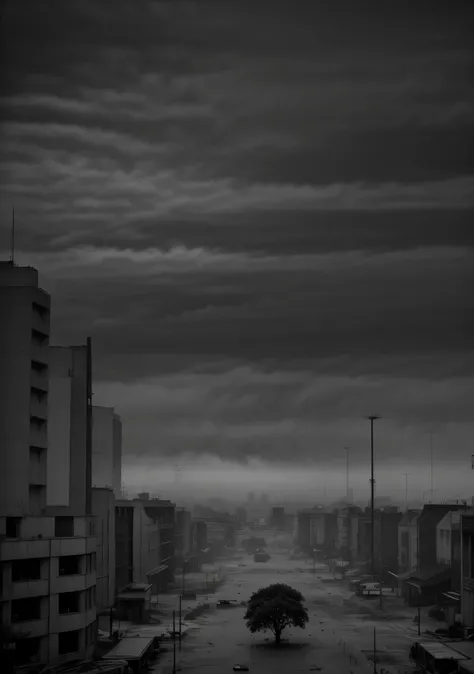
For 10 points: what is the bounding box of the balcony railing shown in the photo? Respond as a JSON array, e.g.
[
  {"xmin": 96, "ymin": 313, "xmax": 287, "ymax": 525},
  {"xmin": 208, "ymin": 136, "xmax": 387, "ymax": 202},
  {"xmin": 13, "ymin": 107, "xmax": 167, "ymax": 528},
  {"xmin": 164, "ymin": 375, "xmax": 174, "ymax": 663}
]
[
  {"xmin": 30, "ymin": 397, "xmax": 47, "ymax": 420},
  {"xmin": 31, "ymin": 342, "xmax": 48, "ymax": 366},
  {"xmin": 28, "ymin": 457, "xmax": 47, "ymax": 486},
  {"xmin": 29, "ymin": 425, "xmax": 47, "ymax": 449}
]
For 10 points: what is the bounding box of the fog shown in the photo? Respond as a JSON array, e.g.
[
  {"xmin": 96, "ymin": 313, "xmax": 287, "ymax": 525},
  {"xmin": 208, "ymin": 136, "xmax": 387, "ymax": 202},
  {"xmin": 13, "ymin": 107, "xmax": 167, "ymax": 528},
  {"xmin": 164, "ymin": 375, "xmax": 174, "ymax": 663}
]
[{"xmin": 123, "ymin": 455, "xmax": 474, "ymax": 507}]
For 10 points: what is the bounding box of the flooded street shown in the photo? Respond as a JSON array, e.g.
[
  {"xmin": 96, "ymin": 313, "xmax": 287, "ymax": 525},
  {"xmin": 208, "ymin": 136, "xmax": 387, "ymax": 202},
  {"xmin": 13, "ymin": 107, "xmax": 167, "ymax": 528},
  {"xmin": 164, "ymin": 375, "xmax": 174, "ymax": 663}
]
[{"xmin": 155, "ymin": 547, "xmax": 419, "ymax": 673}]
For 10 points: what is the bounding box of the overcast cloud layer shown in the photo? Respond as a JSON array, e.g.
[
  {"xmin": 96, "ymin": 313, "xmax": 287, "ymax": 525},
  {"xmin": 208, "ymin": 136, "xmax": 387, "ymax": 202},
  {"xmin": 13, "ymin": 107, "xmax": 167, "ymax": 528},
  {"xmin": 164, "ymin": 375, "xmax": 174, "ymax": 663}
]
[{"xmin": 1, "ymin": 1, "xmax": 473, "ymax": 475}]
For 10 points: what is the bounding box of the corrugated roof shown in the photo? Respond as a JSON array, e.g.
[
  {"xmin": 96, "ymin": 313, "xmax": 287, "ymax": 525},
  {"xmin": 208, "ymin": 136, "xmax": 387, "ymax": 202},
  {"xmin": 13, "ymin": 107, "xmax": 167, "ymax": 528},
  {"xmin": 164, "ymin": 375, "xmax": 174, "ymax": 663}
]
[
  {"xmin": 406, "ymin": 565, "xmax": 451, "ymax": 588},
  {"xmin": 106, "ymin": 636, "xmax": 155, "ymax": 660},
  {"xmin": 417, "ymin": 641, "xmax": 468, "ymax": 660}
]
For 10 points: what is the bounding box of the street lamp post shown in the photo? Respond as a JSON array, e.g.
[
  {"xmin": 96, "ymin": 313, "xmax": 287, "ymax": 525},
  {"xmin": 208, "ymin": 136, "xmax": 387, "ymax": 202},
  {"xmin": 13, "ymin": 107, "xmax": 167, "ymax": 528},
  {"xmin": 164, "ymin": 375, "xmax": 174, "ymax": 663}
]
[
  {"xmin": 403, "ymin": 473, "xmax": 409, "ymax": 512},
  {"xmin": 367, "ymin": 416, "xmax": 380, "ymax": 581},
  {"xmin": 429, "ymin": 432, "xmax": 434, "ymax": 503},
  {"xmin": 344, "ymin": 447, "xmax": 350, "ymax": 503}
]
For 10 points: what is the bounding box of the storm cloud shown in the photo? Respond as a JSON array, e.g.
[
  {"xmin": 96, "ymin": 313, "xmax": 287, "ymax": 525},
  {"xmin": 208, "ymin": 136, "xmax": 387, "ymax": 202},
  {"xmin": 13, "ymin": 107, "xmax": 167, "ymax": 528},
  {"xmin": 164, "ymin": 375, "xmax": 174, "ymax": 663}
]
[{"xmin": 1, "ymin": 1, "xmax": 473, "ymax": 473}]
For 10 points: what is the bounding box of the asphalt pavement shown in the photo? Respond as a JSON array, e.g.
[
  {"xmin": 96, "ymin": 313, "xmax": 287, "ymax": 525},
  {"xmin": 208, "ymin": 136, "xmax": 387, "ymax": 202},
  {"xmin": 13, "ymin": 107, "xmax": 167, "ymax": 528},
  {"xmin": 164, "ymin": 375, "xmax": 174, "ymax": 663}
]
[{"xmin": 151, "ymin": 547, "xmax": 422, "ymax": 674}]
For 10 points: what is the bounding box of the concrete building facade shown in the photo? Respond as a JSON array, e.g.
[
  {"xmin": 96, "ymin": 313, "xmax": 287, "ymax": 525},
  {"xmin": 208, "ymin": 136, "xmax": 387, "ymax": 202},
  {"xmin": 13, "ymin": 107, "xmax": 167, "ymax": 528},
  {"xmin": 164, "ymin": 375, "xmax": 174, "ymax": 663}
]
[
  {"xmin": 397, "ymin": 510, "xmax": 421, "ymax": 583},
  {"xmin": 91, "ymin": 488, "xmax": 115, "ymax": 614},
  {"xmin": 271, "ymin": 506, "xmax": 285, "ymax": 531},
  {"xmin": 47, "ymin": 346, "xmax": 92, "ymax": 515},
  {"xmin": 115, "ymin": 498, "xmax": 175, "ymax": 595},
  {"xmin": 92, "ymin": 407, "xmax": 122, "ymax": 498},
  {"xmin": 175, "ymin": 508, "xmax": 192, "ymax": 565},
  {"xmin": 0, "ymin": 263, "xmax": 50, "ymax": 517},
  {"xmin": 461, "ymin": 513, "xmax": 474, "ymax": 628},
  {"xmin": 0, "ymin": 264, "xmax": 97, "ymax": 668},
  {"xmin": 191, "ymin": 520, "xmax": 208, "ymax": 560},
  {"xmin": 0, "ymin": 515, "xmax": 96, "ymax": 667}
]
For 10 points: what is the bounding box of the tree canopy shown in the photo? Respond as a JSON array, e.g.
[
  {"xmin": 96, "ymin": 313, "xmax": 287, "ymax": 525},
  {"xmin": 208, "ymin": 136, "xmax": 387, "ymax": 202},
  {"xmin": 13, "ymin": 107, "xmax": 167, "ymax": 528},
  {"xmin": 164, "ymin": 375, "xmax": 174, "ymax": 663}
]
[{"xmin": 244, "ymin": 583, "xmax": 309, "ymax": 644}]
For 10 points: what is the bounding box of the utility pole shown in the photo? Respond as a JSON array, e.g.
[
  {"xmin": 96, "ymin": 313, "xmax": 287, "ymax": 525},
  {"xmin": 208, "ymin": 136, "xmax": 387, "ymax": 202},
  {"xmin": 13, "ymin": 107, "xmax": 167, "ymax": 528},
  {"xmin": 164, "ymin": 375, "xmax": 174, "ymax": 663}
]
[
  {"xmin": 10, "ymin": 207, "xmax": 15, "ymax": 265},
  {"xmin": 403, "ymin": 473, "xmax": 409, "ymax": 512},
  {"xmin": 373, "ymin": 625, "xmax": 377, "ymax": 673},
  {"xmin": 379, "ymin": 514, "xmax": 384, "ymax": 611},
  {"xmin": 344, "ymin": 447, "xmax": 350, "ymax": 503},
  {"xmin": 172, "ymin": 610, "xmax": 176, "ymax": 673},
  {"xmin": 367, "ymin": 416, "xmax": 380, "ymax": 581},
  {"xmin": 178, "ymin": 594, "xmax": 182, "ymax": 641},
  {"xmin": 429, "ymin": 432, "xmax": 434, "ymax": 503}
]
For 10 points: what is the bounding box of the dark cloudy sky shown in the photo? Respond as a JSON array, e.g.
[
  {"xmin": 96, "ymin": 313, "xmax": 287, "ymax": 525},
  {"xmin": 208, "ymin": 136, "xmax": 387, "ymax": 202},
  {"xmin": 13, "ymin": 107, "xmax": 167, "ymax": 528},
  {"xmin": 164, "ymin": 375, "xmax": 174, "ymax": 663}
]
[{"xmin": 1, "ymin": 1, "xmax": 473, "ymax": 495}]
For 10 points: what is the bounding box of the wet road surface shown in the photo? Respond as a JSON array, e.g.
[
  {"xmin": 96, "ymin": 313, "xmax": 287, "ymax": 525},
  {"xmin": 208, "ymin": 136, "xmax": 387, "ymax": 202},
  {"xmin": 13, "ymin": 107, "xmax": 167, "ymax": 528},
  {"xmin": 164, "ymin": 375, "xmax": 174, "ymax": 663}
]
[{"xmin": 154, "ymin": 551, "xmax": 419, "ymax": 673}]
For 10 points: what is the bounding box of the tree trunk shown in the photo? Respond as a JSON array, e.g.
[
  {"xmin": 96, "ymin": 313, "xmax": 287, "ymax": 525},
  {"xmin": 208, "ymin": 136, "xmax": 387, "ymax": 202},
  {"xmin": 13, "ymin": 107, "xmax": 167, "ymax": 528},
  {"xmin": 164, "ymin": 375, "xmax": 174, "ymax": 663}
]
[{"xmin": 274, "ymin": 628, "xmax": 282, "ymax": 645}]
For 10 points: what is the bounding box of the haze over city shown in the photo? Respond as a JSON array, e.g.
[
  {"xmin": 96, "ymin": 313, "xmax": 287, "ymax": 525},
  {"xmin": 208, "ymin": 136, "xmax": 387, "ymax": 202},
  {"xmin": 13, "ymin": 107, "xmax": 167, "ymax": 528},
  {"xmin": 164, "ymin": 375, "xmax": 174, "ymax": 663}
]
[{"xmin": 1, "ymin": 0, "xmax": 473, "ymax": 505}]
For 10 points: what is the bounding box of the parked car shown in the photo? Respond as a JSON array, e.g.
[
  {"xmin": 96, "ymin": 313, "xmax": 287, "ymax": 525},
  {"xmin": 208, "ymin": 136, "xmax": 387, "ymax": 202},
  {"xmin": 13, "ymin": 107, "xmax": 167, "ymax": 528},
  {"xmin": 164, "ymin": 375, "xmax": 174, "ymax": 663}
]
[
  {"xmin": 217, "ymin": 599, "xmax": 239, "ymax": 607},
  {"xmin": 233, "ymin": 666, "xmax": 249, "ymax": 672},
  {"xmin": 428, "ymin": 606, "xmax": 446, "ymax": 621}
]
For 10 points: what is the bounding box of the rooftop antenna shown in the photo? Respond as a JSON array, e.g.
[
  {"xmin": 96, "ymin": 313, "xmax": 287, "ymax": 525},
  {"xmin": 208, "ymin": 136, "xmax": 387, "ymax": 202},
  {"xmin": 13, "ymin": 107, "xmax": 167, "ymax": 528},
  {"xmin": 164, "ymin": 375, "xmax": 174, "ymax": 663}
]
[{"xmin": 10, "ymin": 207, "xmax": 15, "ymax": 265}]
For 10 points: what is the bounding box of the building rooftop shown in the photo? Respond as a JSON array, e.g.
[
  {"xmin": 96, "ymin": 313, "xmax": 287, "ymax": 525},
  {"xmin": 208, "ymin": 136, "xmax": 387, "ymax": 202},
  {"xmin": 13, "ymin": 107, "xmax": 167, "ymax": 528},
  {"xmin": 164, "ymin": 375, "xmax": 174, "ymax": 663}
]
[{"xmin": 398, "ymin": 509, "xmax": 421, "ymax": 526}]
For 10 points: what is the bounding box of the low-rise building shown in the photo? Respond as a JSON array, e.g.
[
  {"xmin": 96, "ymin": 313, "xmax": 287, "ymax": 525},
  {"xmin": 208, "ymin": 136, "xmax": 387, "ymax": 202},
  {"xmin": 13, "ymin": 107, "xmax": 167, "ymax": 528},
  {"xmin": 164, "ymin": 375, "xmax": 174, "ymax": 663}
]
[
  {"xmin": 461, "ymin": 513, "xmax": 474, "ymax": 627},
  {"xmin": 175, "ymin": 507, "xmax": 192, "ymax": 566},
  {"xmin": 376, "ymin": 508, "xmax": 402, "ymax": 580},
  {"xmin": 335, "ymin": 507, "xmax": 362, "ymax": 561},
  {"xmin": 398, "ymin": 510, "xmax": 421, "ymax": 574},
  {"xmin": 271, "ymin": 506, "xmax": 285, "ymax": 531},
  {"xmin": 353, "ymin": 507, "xmax": 401, "ymax": 578},
  {"xmin": 115, "ymin": 497, "xmax": 175, "ymax": 598},
  {"xmin": 391, "ymin": 510, "xmax": 421, "ymax": 594},
  {"xmin": 403, "ymin": 505, "xmax": 466, "ymax": 606},
  {"xmin": 296, "ymin": 509, "xmax": 337, "ymax": 559},
  {"xmin": 191, "ymin": 520, "xmax": 208, "ymax": 563}
]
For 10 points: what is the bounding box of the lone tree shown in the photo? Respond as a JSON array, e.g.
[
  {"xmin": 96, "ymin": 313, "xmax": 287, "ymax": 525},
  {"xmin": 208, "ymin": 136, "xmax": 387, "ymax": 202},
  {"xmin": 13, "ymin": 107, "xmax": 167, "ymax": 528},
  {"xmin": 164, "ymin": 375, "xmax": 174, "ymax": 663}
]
[{"xmin": 244, "ymin": 583, "xmax": 308, "ymax": 645}]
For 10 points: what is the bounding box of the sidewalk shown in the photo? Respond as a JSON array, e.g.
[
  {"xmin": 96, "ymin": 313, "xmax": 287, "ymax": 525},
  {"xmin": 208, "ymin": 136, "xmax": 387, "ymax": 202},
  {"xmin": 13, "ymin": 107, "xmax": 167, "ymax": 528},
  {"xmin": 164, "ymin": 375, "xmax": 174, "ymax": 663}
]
[{"xmin": 344, "ymin": 591, "xmax": 446, "ymax": 634}]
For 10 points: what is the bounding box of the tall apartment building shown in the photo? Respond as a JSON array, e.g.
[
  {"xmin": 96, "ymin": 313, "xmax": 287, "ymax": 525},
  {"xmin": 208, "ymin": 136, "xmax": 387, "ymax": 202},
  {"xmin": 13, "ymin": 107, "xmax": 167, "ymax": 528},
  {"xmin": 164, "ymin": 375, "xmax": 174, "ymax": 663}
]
[
  {"xmin": 92, "ymin": 406, "xmax": 122, "ymax": 498},
  {"xmin": 0, "ymin": 263, "xmax": 97, "ymax": 669},
  {"xmin": 0, "ymin": 263, "xmax": 50, "ymax": 516},
  {"xmin": 48, "ymin": 346, "xmax": 92, "ymax": 514}
]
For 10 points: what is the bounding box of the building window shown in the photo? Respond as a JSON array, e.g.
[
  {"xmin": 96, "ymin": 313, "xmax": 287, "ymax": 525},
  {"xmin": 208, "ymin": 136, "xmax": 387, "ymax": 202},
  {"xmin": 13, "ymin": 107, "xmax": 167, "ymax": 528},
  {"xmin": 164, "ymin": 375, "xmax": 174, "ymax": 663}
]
[
  {"xmin": 12, "ymin": 559, "xmax": 42, "ymax": 582},
  {"xmin": 29, "ymin": 485, "xmax": 46, "ymax": 512},
  {"xmin": 85, "ymin": 553, "xmax": 96, "ymax": 573},
  {"xmin": 31, "ymin": 359, "xmax": 47, "ymax": 372},
  {"xmin": 85, "ymin": 586, "xmax": 96, "ymax": 610},
  {"xmin": 11, "ymin": 597, "xmax": 42, "ymax": 623},
  {"xmin": 6, "ymin": 517, "xmax": 21, "ymax": 538},
  {"xmin": 14, "ymin": 637, "xmax": 41, "ymax": 666},
  {"xmin": 29, "ymin": 445, "xmax": 44, "ymax": 460},
  {"xmin": 58, "ymin": 591, "xmax": 80, "ymax": 614},
  {"xmin": 30, "ymin": 386, "xmax": 47, "ymax": 401},
  {"xmin": 55, "ymin": 516, "xmax": 74, "ymax": 537},
  {"xmin": 30, "ymin": 415, "xmax": 47, "ymax": 427},
  {"xmin": 58, "ymin": 630, "xmax": 79, "ymax": 655},
  {"xmin": 31, "ymin": 328, "xmax": 48, "ymax": 344},
  {"xmin": 85, "ymin": 620, "xmax": 97, "ymax": 646},
  {"xmin": 32, "ymin": 301, "xmax": 48, "ymax": 318},
  {"xmin": 58, "ymin": 555, "xmax": 81, "ymax": 576}
]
